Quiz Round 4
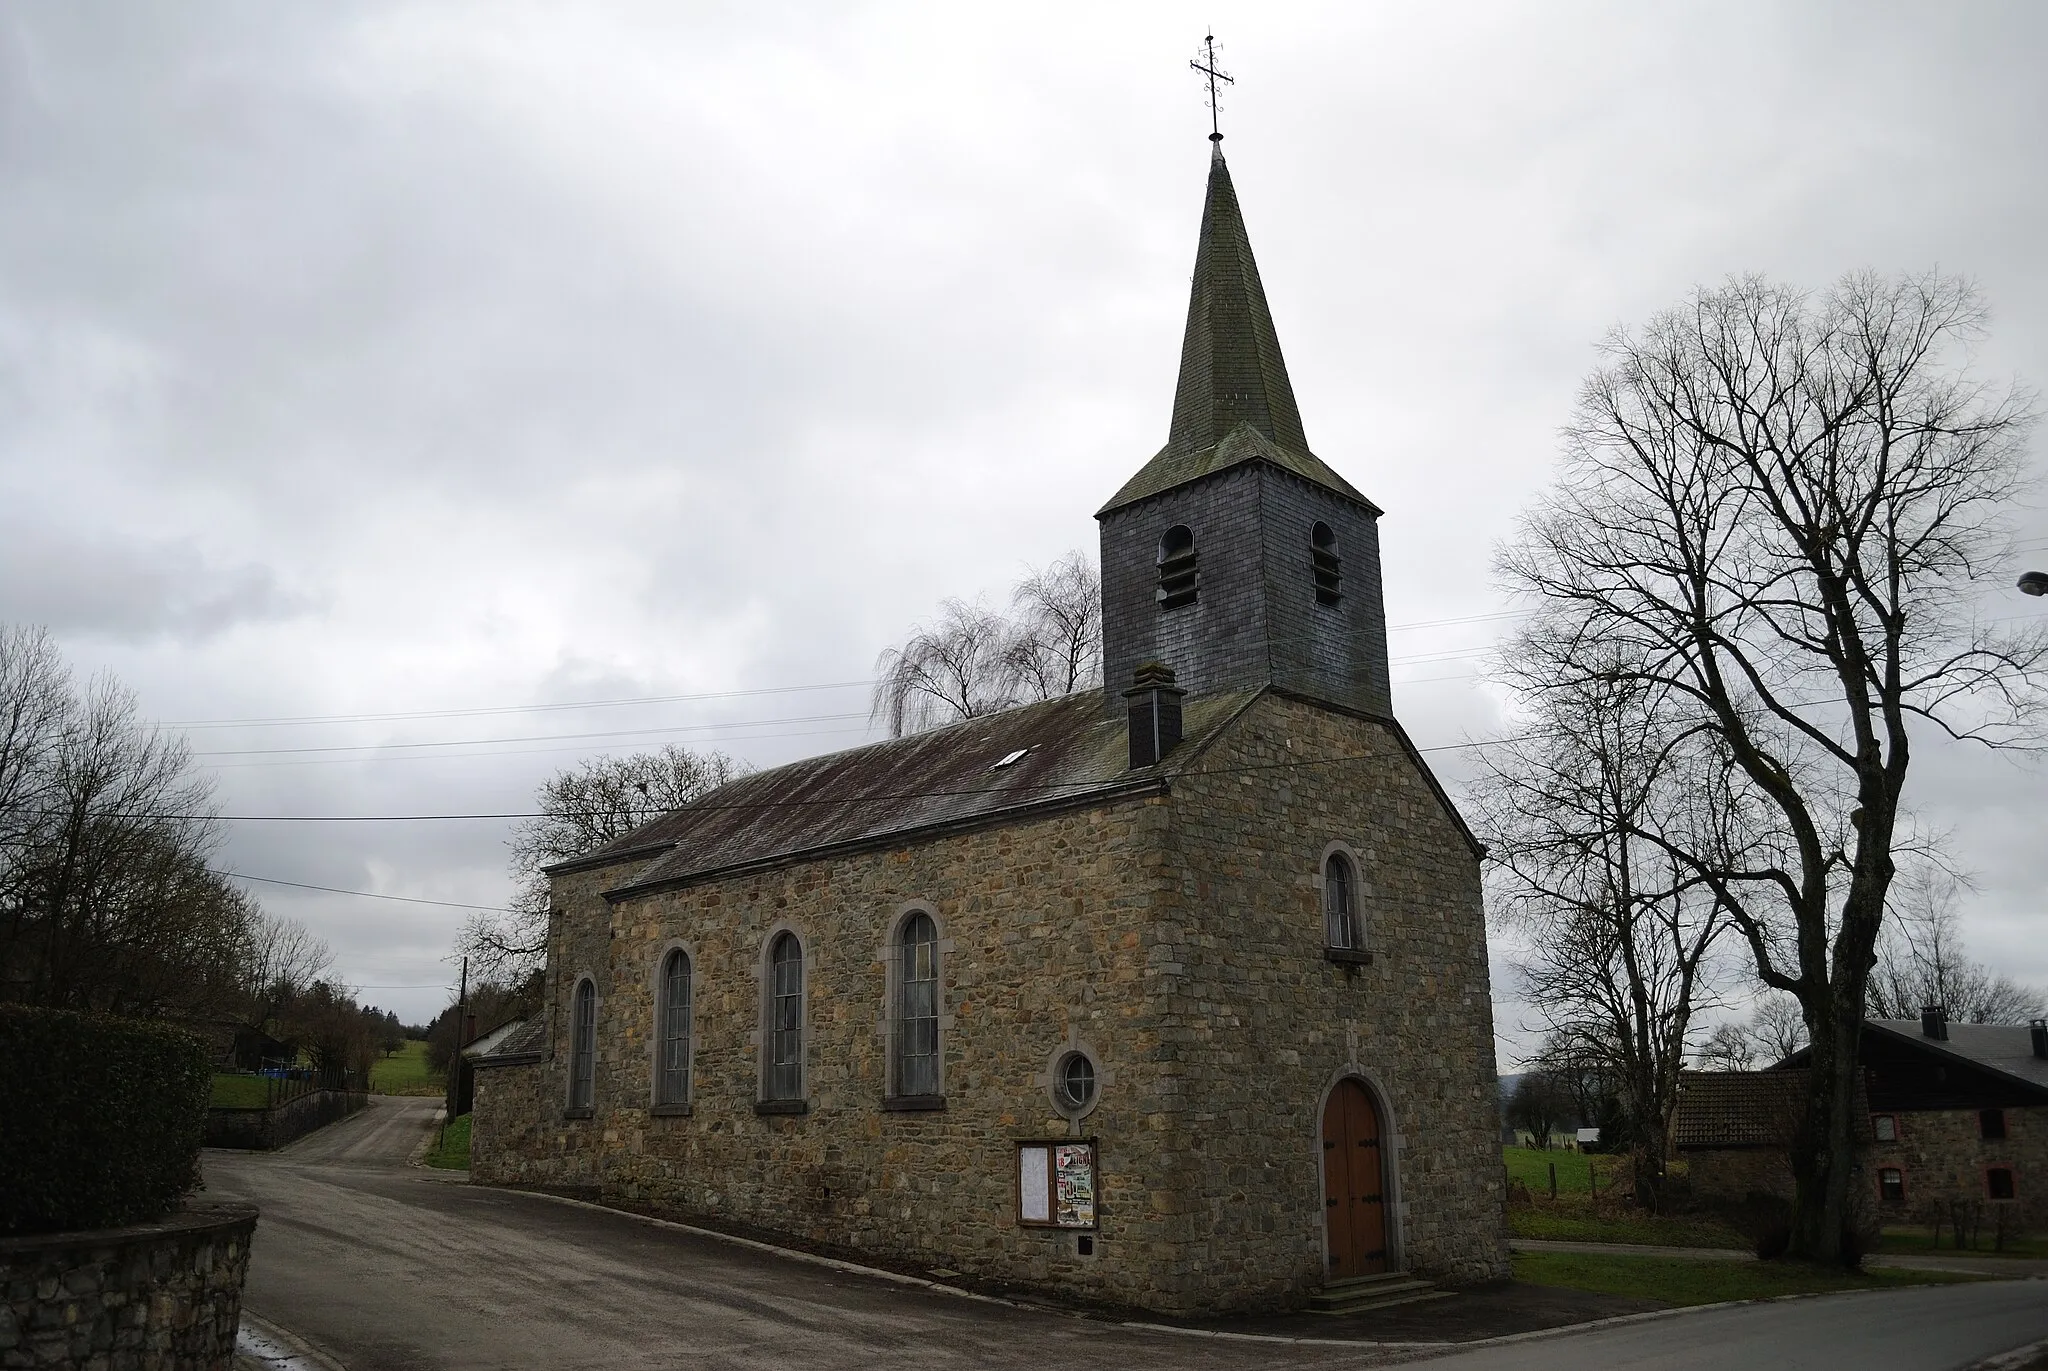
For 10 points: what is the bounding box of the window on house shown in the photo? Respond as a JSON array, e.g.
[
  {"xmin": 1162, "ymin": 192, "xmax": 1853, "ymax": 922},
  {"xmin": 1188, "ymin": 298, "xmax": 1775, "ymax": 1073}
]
[
  {"xmin": 1311, "ymin": 522, "xmax": 1341, "ymax": 605},
  {"xmin": 1981, "ymin": 1109, "xmax": 2007, "ymax": 1140},
  {"xmin": 1157, "ymin": 525, "xmax": 1198, "ymax": 609},
  {"xmin": 1324, "ymin": 852, "xmax": 1361, "ymax": 951},
  {"xmin": 1878, "ymin": 1168, "xmax": 1905, "ymax": 1203},
  {"xmin": 1988, "ymin": 1168, "xmax": 2016, "ymax": 1201},
  {"xmin": 765, "ymin": 933, "xmax": 804, "ymax": 1101},
  {"xmin": 1872, "ymin": 1114, "xmax": 1897, "ymax": 1142},
  {"xmin": 656, "ymin": 950, "xmax": 691, "ymax": 1106},
  {"xmin": 569, "ymin": 978, "xmax": 596, "ymax": 1112},
  {"xmin": 894, "ymin": 912, "xmax": 940, "ymax": 1098}
]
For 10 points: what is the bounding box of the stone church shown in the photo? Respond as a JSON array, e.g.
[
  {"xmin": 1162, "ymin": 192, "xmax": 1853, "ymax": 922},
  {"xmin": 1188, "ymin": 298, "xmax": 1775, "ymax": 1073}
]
[{"xmin": 470, "ymin": 139, "xmax": 1509, "ymax": 1315}]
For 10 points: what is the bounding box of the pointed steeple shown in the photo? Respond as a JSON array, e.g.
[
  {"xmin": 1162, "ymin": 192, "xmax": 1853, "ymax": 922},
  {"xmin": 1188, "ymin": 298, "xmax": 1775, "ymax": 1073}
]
[
  {"xmin": 1167, "ymin": 144, "xmax": 1309, "ymax": 457},
  {"xmin": 1100, "ymin": 148, "xmax": 1372, "ymax": 516}
]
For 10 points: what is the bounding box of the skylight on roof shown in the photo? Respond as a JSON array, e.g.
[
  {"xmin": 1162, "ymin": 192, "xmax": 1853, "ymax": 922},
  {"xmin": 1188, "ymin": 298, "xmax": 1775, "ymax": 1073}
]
[{"xmin": 991, "ymin": 748, "xmax": 1030, "ymax": 770}]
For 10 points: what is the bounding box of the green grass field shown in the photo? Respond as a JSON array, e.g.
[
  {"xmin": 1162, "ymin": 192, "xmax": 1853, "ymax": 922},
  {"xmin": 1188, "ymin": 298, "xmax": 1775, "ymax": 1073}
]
[
  {"xmin": 425, "ymin": 1113, "xmax": 470, "ymax": 1170},
  {"xmin": 1504, "ymin": 1145, "xmax": 1621, "ymax": 1194},
  {"xmin": 1876, "ymin": 1226, "xmax": 2048, "ymax": 1259},
  {"xmin": 1510, "ymin": 1207, "xmax": 1750, "ymax": 1249},
  {"xmin": 370, "ymin": 1040, "xmax": 445, "ymax": 1097},
  {"xmin": 208, "ymin": 1074, "xmax": 272, "ymax": 1108},
  {"xmin": 1512, "ymin": 1250, "xmax": 1987, "ymax": 1305}
]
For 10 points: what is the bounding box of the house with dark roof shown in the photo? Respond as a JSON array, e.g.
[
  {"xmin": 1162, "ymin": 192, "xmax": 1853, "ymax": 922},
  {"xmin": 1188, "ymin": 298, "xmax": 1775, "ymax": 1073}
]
[
  {"xmin": 1675, "ymin": 1008, "xmax": 2048, "ymax": 1230},
  {"xmin": 467, "ymin": 138, "xmax": 1508, "ymax": 1316}
]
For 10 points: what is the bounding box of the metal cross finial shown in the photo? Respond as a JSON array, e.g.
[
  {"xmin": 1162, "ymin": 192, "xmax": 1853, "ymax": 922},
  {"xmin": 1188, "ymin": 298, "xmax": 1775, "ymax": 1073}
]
[{"xmin": 1190, "ymin": 32, "xmax": 1233, "ymax": 143}]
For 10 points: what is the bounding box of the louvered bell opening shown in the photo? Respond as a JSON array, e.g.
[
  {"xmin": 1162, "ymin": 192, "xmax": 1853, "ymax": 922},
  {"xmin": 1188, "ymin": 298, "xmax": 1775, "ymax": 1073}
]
[
  {"xmin": 1311, "ymin": 522, "xmax": 1341, "ymax": 606},
  {"xmin": 1157, "ymin": 525, "xmax": 1199, "ymax": 610}
]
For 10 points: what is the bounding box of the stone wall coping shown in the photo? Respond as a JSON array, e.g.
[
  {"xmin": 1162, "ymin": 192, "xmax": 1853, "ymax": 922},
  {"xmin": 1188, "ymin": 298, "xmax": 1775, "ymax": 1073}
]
[{"xmin": 0, "ymin": 1200, "xmax": 258, "ymax": 1258}]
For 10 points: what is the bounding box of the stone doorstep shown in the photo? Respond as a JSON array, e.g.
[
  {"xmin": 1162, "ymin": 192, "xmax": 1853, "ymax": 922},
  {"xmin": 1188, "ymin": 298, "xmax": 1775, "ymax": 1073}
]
[{"xmin": 1305, "ymin": 1271, "xmax": 1450, "ymax": 1315}]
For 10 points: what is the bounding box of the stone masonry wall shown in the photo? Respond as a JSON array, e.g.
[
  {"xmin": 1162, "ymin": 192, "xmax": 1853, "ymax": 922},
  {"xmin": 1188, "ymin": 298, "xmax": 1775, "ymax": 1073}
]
[
  {"xmin": 1874, "ymin": 1105, "xmax": 2048, "ymax": 1231},
  {"xmin": 1157, "ymin": 692, "xmax": 1509, "ymax": 1298},
  {"xmin": 0, "ymin": 1203, "xmax": 255, "ymax": 1371},
  {"xmin": 472, "ymin": 691, "xmax": 1509, "ymax": 1313},
  {"xmin": 478, "ymin": 797, "xmax": 1190, "ymax": 1311}
]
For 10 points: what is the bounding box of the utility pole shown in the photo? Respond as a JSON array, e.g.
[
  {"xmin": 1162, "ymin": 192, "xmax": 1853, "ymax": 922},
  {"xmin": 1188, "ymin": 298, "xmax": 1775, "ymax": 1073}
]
[{"xmin": 440, "ymin": 955, "xmax": 468, "ymax": 1152}]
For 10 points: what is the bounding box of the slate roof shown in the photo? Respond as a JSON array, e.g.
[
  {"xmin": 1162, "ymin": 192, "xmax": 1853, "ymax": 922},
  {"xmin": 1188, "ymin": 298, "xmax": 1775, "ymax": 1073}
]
[
  {"xmin": 1099, "ymin": 148, "xmax": 1375, "ymax": 518},
  {"xmin": 551, "ymin": 689, "xmax": 1263, "ymax": 899},
  {"xmin": 466, "ymin": 1014, "xmax": 545, "ymax": 1068},
  {"xmin": 1865, "ymin": 1019, "xmax": 2048, "ymax": 1093},
  {"xmin": 1673, "ymin": 1069, "xmax": 1872, "ymax": 1149}
]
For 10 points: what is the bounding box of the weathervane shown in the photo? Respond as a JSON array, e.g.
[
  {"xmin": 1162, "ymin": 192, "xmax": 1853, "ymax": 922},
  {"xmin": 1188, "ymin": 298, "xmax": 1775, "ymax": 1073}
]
[{"xmin": 1190, "ymin": 31, "xmax": 1233, "ymax": 143}]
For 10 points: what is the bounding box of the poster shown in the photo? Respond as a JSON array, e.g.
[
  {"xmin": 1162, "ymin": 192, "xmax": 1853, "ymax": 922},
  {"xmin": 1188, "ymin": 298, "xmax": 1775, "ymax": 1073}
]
[
  {"xmin": 1053, "ymin": 1144, "xmax": 1095, "ymax": 1227},
  {"xmin": 1018, "ymin": 1145, "xmax": 1050, "ymax": 1223}
]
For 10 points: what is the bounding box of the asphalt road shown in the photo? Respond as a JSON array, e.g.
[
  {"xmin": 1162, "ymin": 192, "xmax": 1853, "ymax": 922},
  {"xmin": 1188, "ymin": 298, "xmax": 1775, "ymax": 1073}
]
[{"xmin": 204, "ymin": 1097, "xmax": 2048, "ymax": 1371}]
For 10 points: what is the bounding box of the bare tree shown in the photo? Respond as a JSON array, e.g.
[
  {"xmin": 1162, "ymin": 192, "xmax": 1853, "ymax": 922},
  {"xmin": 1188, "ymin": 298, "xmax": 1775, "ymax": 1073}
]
[
  {"xmin": 1003, "ymin": 552, "xmax": 1104, "ymax": 701},
  {"xmin": 0, "ymin": 635, "xmax": 253, "ymax": 1023},
  {"xmin": 1868, "ymin": 865, "xmax": 2047, "ymax": 1022},
  {"xmin": 873, "ymin": 552, "xmax": 1102, "ymax": 738},
  {"xmin": 1476, "ymin": 659, "xmax": 1734, "ymax": 1207},
  {"xmin": 1748, "ymin": 993, "xmax": 1810, "ymax": 1061},
  {"xmin": 1695, "ymin": 1022, "xmax": 1759, "ymax": 1072},
  {"xmin": 872, "ymin": 600, "xmax": 1021, "ymax": 738},
  {"xmin": 458, "ymin": 744, "xmax": 749, "ymax": 982},
  {"xmin": 1506, "ymin": 1069, "xmax": 1572, "ymax": 1149},
  {"xmin": 1500, "ymin": 271, "xmax": 2045, "ymax": 1260}
]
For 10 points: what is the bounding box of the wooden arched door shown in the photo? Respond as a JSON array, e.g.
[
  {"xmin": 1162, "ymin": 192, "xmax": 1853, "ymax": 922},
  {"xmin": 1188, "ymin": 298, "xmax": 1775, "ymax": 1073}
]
[{"xmin": 1320, "ymin": 1079, "xmax": 1389, "ymax": 1278}]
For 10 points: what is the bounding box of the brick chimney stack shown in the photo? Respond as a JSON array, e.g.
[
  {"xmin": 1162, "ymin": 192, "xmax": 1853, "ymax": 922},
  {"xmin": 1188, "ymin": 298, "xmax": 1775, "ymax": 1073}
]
[{"xmin": 1920, "ymin": 1004, "xmax": 1948, "ymax": 1041}]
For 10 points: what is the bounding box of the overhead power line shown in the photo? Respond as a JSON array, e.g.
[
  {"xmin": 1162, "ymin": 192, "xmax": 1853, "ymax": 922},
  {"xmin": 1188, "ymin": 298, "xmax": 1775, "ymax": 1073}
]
[
  {"xmin": 158, "ymin": 609, "xmax": 1535, "ymax": 732},
  {"xmin": 220, "ymin": 870, "xmax": 516, "ymax": 914}
]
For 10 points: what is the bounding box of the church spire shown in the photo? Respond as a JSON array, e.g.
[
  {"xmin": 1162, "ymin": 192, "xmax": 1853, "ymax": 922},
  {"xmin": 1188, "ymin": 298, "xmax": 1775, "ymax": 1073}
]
[
  {"xmin": 1163, "ymin": 146, "xmax": 1310, "ymax": 459},
  {"xmin": 1098, "ymin": 144, "xmax": 1371, "ymax": 516}
]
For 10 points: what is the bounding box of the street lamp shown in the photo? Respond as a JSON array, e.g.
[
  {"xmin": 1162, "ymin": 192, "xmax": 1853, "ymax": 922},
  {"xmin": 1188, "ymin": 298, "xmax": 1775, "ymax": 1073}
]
[{"xmin": 2022, "ymin": 570, "xmax": 2048, "ymax": 597}]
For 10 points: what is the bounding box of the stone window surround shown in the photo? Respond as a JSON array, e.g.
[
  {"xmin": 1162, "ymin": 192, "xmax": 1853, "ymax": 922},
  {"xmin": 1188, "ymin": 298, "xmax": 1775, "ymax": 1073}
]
[
  {"xmin": 1873, "ymin": 1112, "xmax": 1898, "ymax": 1142},
  {"xmin": 1876, "ymin": 1164, "xmax": 1907, "ymax": 1203},
  {"xmin": 564, "ymin": 972, "xmax": 599, "ymax": 1120},
  {"xmin": 753, "ymin": 921, "xmax": 809, "ymax": 1114},
  {"xmin": 649, "ymin": 939, "xmax": 699, "ymax": 1116},
  {"xmin": 876, "ymin": 901, "xmax": 954, "ymax": 1110},
  {"xmin": 1313, "ymin": 1065, "xmax": 1406, "ymax": 1275},
  {"xmin": 1985, "ymin": 1164, "xmax": 2018, "ymax": 1201},
  {"xmin": 1316, "ymin": 840, "xmax": 1374, "ymax": 966},
  {"xmin": 1040, "ymin": 1033, "xmax": 1110, "ymax": 1135},
  {"xmin": 1981, "ymin": 1108, "xmax": 2008, "ymax": 1141}
]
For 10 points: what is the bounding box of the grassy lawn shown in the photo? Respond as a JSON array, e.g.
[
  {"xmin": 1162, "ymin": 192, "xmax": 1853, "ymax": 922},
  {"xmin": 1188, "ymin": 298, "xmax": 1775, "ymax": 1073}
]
[
  {"xmin": 1505, "ymin": 1145, "xmax": 1617, "ymax": 1195},
  {"xmin": 371, "ymin": 1040, "xmax": 445, "ymax": 1097},
  {"xmin": 1877, "ymin": 1225, "xmax": 2048, "ymax": 1259},
  {"xmin": 1503, "ymin": 1146, "xmax": 1749, "ymax": 1249},
  {"xmin": 425, "ymin": 1113, "xmax": 470, "ymax": 1170},
  {"xmin": 208, "ymin": 1074, "xmax": 272, "ymax": 1108},
  {"xmin": 1511, "ymin": 1207, "xmax": 1750, "ymax": 1249},
  {"xmin": 1513, "ymin": 1250, "xmax": 1989, "ymax": 1305}
]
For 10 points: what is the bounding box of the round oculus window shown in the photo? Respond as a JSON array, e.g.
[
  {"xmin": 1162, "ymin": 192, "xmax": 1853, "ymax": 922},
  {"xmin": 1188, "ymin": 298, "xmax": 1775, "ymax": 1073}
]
[{"xmin": 1056, "ymin": 1052, "xmax": 1097, "ymax": 1112}]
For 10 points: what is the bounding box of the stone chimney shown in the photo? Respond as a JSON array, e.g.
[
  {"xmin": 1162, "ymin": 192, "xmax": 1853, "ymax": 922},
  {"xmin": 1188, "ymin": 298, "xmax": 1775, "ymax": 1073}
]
[
  {"xmin": 1920, "ymin": 1003, "xmax": 1948, "ymax": 1041},
  {"xmin": 1123, "ymin": 662, "xmax": 1185, "ymax": 769},
  {"xmin": 2031, "ymin": 1019, "xmax": 2047, "ymax": 1060}
]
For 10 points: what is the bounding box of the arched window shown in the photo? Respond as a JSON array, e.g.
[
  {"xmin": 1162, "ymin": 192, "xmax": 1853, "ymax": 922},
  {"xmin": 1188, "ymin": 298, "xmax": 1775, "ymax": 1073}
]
[
  {"xmin": 656, "ymin": 949, "xmax": 691, "ymax": 1106},
  {"xmin": 765, "ymin": 933, "xmax": 804, "ymax": 1101},
  {"xmin": 569, "ymin": 978, "xmax": 596, "ymax": 1112},
  {"xmin": 893, "ymin": 912, "xmax": 940, "ymax": 1098},
  {"xmin": 1324, "ymin": 852, "xmax": 1361, "ymax": 951},
  {"xmin": 1311, "ymin": 522, "xmax": 1342, "ymax": 605},
  {"xmin": 1157, "ymin": 525, "xmax": 1199, "ymax": 609}
]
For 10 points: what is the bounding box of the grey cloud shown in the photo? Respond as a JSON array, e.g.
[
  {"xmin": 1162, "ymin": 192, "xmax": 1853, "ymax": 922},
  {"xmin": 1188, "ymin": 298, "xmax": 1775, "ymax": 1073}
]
[{"xmin": 0, "ymin": 517, "xmax": 312, "ymax": 643}]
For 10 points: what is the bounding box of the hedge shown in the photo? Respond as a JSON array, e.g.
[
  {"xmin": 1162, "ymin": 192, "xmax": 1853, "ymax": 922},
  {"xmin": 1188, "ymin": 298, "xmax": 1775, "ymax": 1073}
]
[{"xmin": 0, "ymin": 1003, "xmax": 212, "ymax": 1235}]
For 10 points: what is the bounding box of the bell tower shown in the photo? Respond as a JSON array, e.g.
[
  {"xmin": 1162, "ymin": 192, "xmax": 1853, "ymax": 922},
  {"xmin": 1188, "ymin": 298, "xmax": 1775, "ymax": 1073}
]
[{"xmin": 1097, "ymin": 144, "xmax": 1392, "ymax": 717}]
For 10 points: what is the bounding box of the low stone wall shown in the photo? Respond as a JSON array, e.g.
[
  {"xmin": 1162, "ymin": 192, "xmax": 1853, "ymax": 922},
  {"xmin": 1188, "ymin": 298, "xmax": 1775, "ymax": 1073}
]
[
  {"xmin": 0, "ymin": 1201, "xmax": 257, "ymax": 1371},
  {"xmin": 204, "ymin": 1089, "xmax": 366, "ymax": 1150}
]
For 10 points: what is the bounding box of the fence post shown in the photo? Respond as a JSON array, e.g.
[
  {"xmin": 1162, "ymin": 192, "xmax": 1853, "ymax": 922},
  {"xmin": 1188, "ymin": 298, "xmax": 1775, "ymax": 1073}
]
[{"xmin": 1548, "ymin": 1162, "xmax": 1558, "ymax": 1200}]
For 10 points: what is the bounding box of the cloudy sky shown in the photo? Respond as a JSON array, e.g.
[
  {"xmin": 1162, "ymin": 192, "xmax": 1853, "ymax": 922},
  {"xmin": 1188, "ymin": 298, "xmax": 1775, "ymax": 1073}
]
[{"xmin": 3, "ymin": 3, "xmax": 2044, "ymax": 1046}]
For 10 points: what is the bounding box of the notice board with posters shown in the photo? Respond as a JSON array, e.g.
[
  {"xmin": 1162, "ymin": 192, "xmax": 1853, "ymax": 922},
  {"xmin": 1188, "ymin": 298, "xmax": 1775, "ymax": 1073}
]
[{"xmin": 1016, "ymin": 1140, "xmax": 1097, "ymax": 1228}]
